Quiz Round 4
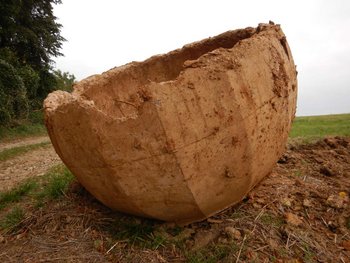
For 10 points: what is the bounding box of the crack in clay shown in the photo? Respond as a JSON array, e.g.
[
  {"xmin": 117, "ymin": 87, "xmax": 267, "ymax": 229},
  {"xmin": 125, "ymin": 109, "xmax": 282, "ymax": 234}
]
[
  {"xmin": 148, "ymin": 99, "xmax": 206, "ymax": 219},
  {"xmin": 68, "ymin": 93, "xmax": 281, "ymax": 172},
  {"xmin": 78, "ymin": 94, "xmax": 280, "ymax": 171}
]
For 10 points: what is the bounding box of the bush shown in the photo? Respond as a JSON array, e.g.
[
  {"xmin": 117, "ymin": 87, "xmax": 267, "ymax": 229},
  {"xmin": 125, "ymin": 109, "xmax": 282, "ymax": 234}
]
[
  {"xmin": 0, "ymin": 59, "xmax": 29, "ymax": 126},
  {"xmin": 54, "ymin": 69, "xmax": 76, "ymax": 92},
  {"xmin": 0, "ymin": 48, "xmax": 19, "ymax": 67},
  {"xmin": 17, "ymin": 65, "xmax": 40, "ymax": 100}
]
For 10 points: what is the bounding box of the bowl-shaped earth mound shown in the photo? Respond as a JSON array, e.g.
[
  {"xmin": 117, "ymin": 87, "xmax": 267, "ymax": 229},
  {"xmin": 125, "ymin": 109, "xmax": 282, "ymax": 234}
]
[{"xmin": 44, "ymin": 23, "xmax": 297, "ymax": 224}]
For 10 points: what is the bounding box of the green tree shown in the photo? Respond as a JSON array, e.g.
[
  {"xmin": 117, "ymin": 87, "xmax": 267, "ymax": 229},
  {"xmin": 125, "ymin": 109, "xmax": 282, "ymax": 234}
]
[
  {"xmin": 0, "ymin": 59, "xmax": 29, "ymax": 125},
  {"xmin": 0, "ymin": 0, "xmax": 69, "ymax": 122},
  {"xmin": 0, "ymin": 0, "xmax": 65, "ymax": 70},
  {"xmin": 54, "ymin": 69, "xmax": 76, "ymax": 92},
  {"xmin": 18, "ymin": 65, "xmax": 40, "ymax": 101}
]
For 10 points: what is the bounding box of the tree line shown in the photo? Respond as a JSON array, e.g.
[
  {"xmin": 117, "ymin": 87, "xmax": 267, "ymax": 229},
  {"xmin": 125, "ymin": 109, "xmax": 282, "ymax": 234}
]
[{"xmin": 0, "ymin": 0, "xmax": 75, "ymax": 126}]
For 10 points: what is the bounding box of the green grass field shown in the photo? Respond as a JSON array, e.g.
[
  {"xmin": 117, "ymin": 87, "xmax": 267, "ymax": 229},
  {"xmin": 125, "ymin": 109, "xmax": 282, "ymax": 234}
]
[{"xmin": 290, "ymin": 113, "xmax": 350, "ymax": 143}]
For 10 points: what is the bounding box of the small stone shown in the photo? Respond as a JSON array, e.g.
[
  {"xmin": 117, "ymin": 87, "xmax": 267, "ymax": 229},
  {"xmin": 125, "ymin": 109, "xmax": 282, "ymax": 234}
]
[
  {"xmin": 314, "ymin": 157, "xmax": 324, "ymax": 164},
  {"xmin": 268, "ymin": 238, "xmax": 279, "ymax": 249},
  {"xmin": 303, "ymin": 199, "xmax": 312, "ymax": 207},
  {"xmin": 224, "ymin": 227, "xmax": 241, "ymax": 240},
  {"xmin": 192, "ymin": 230, "xmax": 220, "ymax": 250},
  {"xmin": 285, "ymin": 212, "xmax": 303, "ymax": 226},
  {"xmin": 293, "ymin": 205, "xmax": 302, "ymax": 211},
  {"xmin": 253, "ymin": 203, "xmax": 262, "ymax": 209},
  {"xmin": 327, "ymin": 193, "xmax": 349, "ymax": 209},
  {"xmin": 282, "ymin": 198, "xmax": 292, "ymax": 207},
  {"xmin": 16, "ymin": 232, "xmax": 26, "ymax": 240},
  {"xmin": 339, "ymin": 192, "xmax": 347, "ymax": 198},
  {"xmin": 256, "ymin": 198, "xmax": 266, "ymax": 204}
]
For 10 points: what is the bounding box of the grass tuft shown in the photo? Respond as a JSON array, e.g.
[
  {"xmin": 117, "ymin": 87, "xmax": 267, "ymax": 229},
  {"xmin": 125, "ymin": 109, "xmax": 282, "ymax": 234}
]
[
  {"xmin": 0, "ymin": 206, "xmax": 25, "ymax": 230},
  {"xmin": 0, "ymin": 141, "xmax": 50, "ymax": 161},
  {"xmin": 0, "ymin": 165, "xmax": 75, "ymax": 233},
  {"xmin": 294, "ymin": 170, "xmax": 303, "ymax": 177},
  {"xmin": 259, "ymin": 213, "xmax": 284, "ymax": 228},
  {"xmin": 186, "ymin": 243, "xmax": 238, "ymax": 263},
  {"xmin": 0, "ymin": 165, "xmax": 74, "ymax": 211},
  {"xmin": 302, "ymin": 242, "xmax": 317, "ymax": 263},
  {"xmin": 147, "ymin": 233, "xmax": 168, "ymax": 250},
  {"xmin": 113, "ymin": 219, "xmax": 155, "ymax": 245},
  {"xmin": 103, "ymin": 218, "xmax": 173, "ymax": 249},
  {"xmin": 0, "ymin": 180, "xmax": 37, "ymax": 210},
  {"xmin": 36, "ymin": 165, "xmax": 75, "ymax": 202}
]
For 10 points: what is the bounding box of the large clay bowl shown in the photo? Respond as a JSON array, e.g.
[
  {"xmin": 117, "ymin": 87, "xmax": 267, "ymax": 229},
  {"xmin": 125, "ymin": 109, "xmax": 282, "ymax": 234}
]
[{"xmin": 44, "ymin": 23, "xmax": 297, "ymax": 224}]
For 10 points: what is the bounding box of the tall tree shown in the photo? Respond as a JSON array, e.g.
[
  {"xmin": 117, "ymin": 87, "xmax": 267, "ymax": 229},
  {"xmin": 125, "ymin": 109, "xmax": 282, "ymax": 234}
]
[
  {"xmin": 0, "ymin": 0, "xmax": 65, "ymax": 70},
  {"xmin": 0, "ymin": 0, "xmax": 68, "ymax": 125}
]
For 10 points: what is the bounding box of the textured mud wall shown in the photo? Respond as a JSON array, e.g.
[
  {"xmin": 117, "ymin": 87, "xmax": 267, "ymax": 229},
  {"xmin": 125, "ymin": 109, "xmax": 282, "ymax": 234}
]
[{"xmin": 44, "ymin": 23, "xmax": 297, "ymax": 224}]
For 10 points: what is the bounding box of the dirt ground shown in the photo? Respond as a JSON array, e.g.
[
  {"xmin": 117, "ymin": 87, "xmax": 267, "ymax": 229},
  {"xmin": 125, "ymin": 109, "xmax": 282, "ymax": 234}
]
[
  {"xmin": 0, "ymin": 136, "xmax": 349, "ymax": 262},
  {"xmin": 0, "ymin": 138, "xmax": 61, "ymax": 191},
  {"xmin": 0, "ymin": 136, "xmax": 50, "ymax": 152}
]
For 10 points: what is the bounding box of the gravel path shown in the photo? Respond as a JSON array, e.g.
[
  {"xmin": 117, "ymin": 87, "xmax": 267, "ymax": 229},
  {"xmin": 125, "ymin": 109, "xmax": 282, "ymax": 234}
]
[
  {"xmin": 0, "ymin": 136, "xmax": 51, "ymax": 152},
  {"xmin": 0, "ymin": 136, "xmax": 61, "ymax": 192}
]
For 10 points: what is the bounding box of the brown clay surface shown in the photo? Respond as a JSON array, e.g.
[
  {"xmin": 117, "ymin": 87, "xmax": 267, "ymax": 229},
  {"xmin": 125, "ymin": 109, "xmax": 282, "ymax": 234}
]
[
  {"xmin": 0, "ymin": 137, "xmax": 349, "ymax": 262},
  {"xmin": 44, "ymin": 23, "xmax": 297, "ymax": 223}
]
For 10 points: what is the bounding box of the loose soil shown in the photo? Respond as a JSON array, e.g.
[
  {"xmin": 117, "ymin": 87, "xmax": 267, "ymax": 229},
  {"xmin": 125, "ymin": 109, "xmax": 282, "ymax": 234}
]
[{"xmin": 0, "ymin": 136, "xmax": 349, "ymax": 262}]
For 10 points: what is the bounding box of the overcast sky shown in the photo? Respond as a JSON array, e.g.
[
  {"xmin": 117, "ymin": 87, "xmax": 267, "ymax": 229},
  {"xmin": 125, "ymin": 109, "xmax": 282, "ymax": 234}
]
[{"xmin": 54, "ymin": 0, "xmax": 350, "ymax": 116}]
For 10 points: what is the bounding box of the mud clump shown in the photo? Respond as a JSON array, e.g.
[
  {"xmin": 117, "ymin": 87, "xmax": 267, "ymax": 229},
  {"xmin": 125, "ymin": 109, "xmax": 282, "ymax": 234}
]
[{"xmin": 44, "ymin": 23, "xmax": 297, "ymax": 224}]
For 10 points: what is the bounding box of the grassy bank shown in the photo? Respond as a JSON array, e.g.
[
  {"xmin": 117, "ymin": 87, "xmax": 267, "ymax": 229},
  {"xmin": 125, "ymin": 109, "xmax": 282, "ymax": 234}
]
[{"xmin": 0, "ymin": 111, "xmax": 46, "ymax": 141}]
